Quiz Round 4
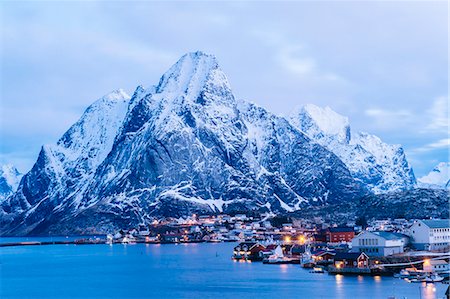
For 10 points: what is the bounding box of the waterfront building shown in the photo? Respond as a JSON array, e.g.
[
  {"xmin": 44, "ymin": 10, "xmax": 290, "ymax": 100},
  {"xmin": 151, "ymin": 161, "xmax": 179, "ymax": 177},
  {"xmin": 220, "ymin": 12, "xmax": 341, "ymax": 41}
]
[
  {"xmin": 333, "ymin": 252, "xmax": 369, "ymax": 269},
  {"xmin": 311, "ymin": 250, "xmax": 335, "ymax": 265},
  {"xmin": 351, "ymin": 231, "xmax": 408, "ymax": 257},
  {"xmin": 232, "ymin": 242, "xmax": 266, "ymax": 261},
  {"xmin": 423, "ymin": 259, "xmax": 450, "ymax": 273},
  {"xmin": 408, "ymin": 219, "xmax": 450, "ymax": 251}
]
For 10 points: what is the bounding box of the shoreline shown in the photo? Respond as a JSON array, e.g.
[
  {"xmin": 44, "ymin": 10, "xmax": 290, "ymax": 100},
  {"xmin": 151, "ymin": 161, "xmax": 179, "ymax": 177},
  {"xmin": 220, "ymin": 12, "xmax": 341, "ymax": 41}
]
[{"xmin": 0, "ymin": 239, "xmax": 236, "ymax": 247}]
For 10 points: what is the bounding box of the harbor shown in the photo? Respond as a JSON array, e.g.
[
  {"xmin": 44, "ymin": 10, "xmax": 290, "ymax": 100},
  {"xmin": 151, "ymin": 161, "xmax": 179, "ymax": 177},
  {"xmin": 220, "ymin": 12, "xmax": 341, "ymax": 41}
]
[
  {"xmin": 2, "ymin": 216, "xmax": 449, "ymax": 285},
  {"xmin": 1, "ymin": 241, "xmax": 448, "ymax": 299}
]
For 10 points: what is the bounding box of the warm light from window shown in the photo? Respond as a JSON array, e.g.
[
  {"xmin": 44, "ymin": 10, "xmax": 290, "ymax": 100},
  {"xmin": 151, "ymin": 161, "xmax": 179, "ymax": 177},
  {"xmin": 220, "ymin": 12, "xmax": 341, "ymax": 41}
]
[{"xmin": 298, "ymin": 235, "xmax": 305, "ymax": 244}]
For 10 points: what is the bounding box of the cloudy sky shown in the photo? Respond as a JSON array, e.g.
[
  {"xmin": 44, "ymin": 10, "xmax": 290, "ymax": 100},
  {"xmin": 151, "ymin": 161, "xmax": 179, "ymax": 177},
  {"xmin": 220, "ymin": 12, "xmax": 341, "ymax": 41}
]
[{"xmin": 0, "ymin": 1, "xmax": 448, "ymax": 177}]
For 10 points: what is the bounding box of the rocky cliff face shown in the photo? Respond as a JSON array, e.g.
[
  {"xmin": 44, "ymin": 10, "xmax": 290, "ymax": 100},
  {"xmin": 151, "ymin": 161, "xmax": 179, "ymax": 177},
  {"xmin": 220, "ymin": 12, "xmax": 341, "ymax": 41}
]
[
  {"xmin": 289, "ymin": 104, "xmax": 416, "ymax": 193},
  {"xmin": 0, "ymin": 165, "xmax": 22, "ymax": 203},
  {"xmin": 1, "ymin": 51, "xmax": 421, "ymax": 236},
  {"xmin": 1, "ymin": 90, "xmax": 130, "ymax": 234}
]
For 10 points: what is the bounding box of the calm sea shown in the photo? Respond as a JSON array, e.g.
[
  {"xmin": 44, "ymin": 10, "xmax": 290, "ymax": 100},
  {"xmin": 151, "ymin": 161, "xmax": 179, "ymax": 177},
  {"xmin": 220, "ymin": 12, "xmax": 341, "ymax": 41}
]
[{"xmin": 0, "ymin": 240, "xmax": 447, "ymax": 299}]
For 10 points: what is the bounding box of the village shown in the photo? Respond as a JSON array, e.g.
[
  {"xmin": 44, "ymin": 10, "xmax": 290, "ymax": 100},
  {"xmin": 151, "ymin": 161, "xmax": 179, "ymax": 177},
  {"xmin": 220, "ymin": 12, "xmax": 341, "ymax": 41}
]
[{"xmin": 102, "ymin": 214, "xmax": 450, "ymax": 284}]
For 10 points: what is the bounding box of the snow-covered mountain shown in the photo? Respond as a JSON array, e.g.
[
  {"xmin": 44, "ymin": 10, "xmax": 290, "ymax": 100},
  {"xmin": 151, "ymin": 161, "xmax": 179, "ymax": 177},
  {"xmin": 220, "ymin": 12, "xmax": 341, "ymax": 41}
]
[
  {"xmin": 1, "ymin": 52, "xmax": 371, "ymax": 235},
  {"xmin": 1, "ymin": 90, "xmax": 130, "ymax": 233},
  {"xmin": 418, "ymin": 162, "xmax": 450, "ymax": 189},
  {"xmin": 289, "ymin": 104, "xmax": 416, "ymax": 193},
  {"xmin": 0, "ymin": 51, "xmax": 422, "ymax": 236},
  {"xmin": 0, "ymin": 164, "xmax": 22, "ymax": 202}
]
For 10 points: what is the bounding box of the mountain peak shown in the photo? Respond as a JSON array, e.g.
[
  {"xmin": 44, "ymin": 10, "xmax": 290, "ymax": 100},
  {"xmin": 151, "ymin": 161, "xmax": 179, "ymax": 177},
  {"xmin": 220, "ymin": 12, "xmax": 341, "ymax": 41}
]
[
  {"xmin": 291, "ymin": 104, "xmax": 350, "ymax": 144},
  {"xmin": 155, "ymin": 51, "xmax": 231, "ymax": 102},
  {"xmin": 0, "ymin": 164, "xmax": 22, "ymax": 190},
  {"xmin": 103, "ymin": 89, "xmax": 130, "ymax": 101}
]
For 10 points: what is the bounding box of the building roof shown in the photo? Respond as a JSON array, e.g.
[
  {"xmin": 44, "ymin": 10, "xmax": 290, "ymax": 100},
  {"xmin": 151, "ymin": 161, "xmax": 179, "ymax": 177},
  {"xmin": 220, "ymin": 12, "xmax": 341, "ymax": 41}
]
[
  {"xmin": 329, "ymin": 227, "xmax": 354, "ymax": 233},
  {"xmin": 431, "ymin": 260, "xmax": 447, "ymax": 265},
  {"xmin": 334, "ymin": 252, "xmax": 368, "ymax": 260},
  {"xmin": 312, "ymin": 250, "xmax": 336, "ymax": 257},
  {"xmin": 420, "ymin": 219, "xmax": 450, "ymax": 229},
  {"xmin": 370, "ymin": 231, "xmax": 407, "ymax": 240},
  {"xmin": 234, "ymin": 242, "xmax": 264, "ymax": 251}
]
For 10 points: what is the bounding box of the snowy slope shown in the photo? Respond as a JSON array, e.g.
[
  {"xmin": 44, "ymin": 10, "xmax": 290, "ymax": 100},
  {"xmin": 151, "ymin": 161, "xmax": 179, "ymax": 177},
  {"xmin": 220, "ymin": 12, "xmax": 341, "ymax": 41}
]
[
  {"xmin": 0, "ymin": 165, "xmax": 22, "ymax": 202},
  {"xmin": 1, "ymin": 90, "xmax": 130, "ymax": 233},
  {"xmin": 418, "ymin": 162, "xmax": 450, "ymax": 189},
  {"xmin": 290, "ymin": 104, "xmax": 416, "ymax": 193}
]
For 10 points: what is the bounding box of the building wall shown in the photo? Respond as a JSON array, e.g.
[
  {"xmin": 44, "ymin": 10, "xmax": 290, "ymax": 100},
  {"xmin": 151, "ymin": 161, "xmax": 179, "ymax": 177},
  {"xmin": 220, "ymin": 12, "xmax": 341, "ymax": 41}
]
[
  {"xmin": 409, "ymin": 221, "xmax": 431, "ymax": 244},
  {"xmin": 409, "ymin": 221, "xmax": 450, "ymax": 251},
  {"xmin": 351, "ymin": 232, "xmax": 404, "ymax": 257},
  {"xmin": 329, "ymin": 232, "xmax": 355, "ymax": 243},
  {"xmin": 383, "ymin": 246, "xmax": 403, "ymax": 256}
]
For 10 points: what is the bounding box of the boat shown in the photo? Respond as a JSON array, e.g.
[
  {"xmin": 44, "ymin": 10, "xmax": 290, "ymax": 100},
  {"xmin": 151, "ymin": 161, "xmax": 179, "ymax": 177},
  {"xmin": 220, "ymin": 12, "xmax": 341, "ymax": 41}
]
[
  {"xmin": 394, "ymin": 269, "xmax": 412, "ymax": 279},
  {"xmin": 300, "ymin": 244, "xmax": 315, "ymax": 268},
  {"xmin": 437, "ymin": 270, "xmax": 450, "ymax": 279},
  {"xmin": 263, "ymin": 256, "xmax": 300, "ymax": 264},
  {"xmin": 406, "ymin": 273, "xmax": 444, "ymax": 283},
  {"xmin": 121, "ymin": 235, "xmax": 136, "ymax": 244},
  {"xmin": 310, "ymin": 267, "xmax": 325, "ymax": 273},
  {"xmin": 424, "ymin": 273, "xmax": 444, "ymax": 283},
  {"xmin": 405, "ymin": 274, "xmax": 428, "ymax": 283},
  {"xmin": 106, "ymin": 234, "xmax": 114, "ymax": 245}
]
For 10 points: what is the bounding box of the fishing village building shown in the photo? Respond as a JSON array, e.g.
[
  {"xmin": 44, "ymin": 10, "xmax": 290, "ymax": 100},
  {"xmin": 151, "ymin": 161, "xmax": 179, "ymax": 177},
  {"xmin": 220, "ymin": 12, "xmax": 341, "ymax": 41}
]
[
  {"xmin": 327, "ymin": 227, "xmax": 355, "ymax": 243},
  {"xmin": 351, "ymin": 231, "xmax": 408, "ymax": 257},
  {"xmin": 408, "ymin": 219, "xmax": 450, "ymax": 251}
]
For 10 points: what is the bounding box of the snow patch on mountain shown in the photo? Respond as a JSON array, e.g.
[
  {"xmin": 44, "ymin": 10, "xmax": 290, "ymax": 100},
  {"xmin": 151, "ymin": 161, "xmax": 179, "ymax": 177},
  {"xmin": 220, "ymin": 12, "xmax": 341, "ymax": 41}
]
[
  {"xmin": 0, "ymin": 164, "xmax": 22, "ymax": 202},
  {"xmin": 418, "ymin": 162, "xmax": 450, "ymax": 189},
  {"xmin": 291, "ymin": 104, "xmax": 350, "ymax": 143}
]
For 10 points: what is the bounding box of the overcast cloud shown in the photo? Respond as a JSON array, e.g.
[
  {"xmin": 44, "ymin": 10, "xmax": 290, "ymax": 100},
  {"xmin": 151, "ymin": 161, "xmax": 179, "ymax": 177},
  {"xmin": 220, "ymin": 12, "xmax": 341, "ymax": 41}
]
[{"xmin": 0, "ymin": 1, "xmax": 448, "ymax": 177}]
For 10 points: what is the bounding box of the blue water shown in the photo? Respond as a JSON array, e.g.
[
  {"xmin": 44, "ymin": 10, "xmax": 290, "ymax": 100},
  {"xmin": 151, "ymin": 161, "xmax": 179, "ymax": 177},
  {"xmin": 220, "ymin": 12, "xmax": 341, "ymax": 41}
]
[
  {"xmin": 0, "ymin": 235, "xmax": 105, "ymax": 244},
  {"xmin": 0, "ymin": 242, "xmax": 446, "ymax": 299}
]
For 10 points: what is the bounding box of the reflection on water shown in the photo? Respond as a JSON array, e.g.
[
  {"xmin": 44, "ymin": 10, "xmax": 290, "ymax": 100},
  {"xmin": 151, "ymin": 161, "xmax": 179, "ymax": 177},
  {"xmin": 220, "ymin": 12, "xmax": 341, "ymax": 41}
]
[
  {"xmin": 374, "ymin": 275, "xmax": 381, "ymax": 283},
  {"xmin": 334, "ymin": 274, "xmax": 344, "ymax": 298},
  {"xmin": 421, "ymin": 283, "xmax": 438, "ymax": 299},
  {"xmin": 357, "ymin": 275, "xmax": 364, "ymax": 283}
]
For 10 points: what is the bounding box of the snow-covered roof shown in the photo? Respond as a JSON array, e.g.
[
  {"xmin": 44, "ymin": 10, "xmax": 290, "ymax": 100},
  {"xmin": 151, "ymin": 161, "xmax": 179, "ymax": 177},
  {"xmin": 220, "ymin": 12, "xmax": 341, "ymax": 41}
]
[{"xmin": 420, "ymin": 219, "xmax": 450, "ymax": 229}]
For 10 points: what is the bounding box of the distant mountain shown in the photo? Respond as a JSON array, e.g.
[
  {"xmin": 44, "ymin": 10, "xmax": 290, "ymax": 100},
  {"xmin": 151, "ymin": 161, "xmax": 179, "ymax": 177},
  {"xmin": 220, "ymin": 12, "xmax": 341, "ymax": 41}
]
[
  {"xmin": 291, "ymin": 188, "xmax": 449, "ymax": 223},
  {"xmin": 357, "ymin": 188, "xmax": 449, "ymax": 220},
  {"xmin": 0, "ymin": 51, "xmax": 428, "ymax": 236},
  {"xmin": 418, "ymin": 162, "xmax": 450, "ymax": 190},
  {"xmin": 0, "ymin": 164, "xmax": 22, "ymax": 202},
  {"xmin": 289, "ymin": 104, "xmax": 416, "ymax": 193}
]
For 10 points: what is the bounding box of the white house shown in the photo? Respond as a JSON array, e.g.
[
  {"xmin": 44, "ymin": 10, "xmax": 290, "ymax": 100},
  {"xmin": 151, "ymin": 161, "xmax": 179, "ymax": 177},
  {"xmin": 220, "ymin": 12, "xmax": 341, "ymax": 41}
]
[
  {"xmin": 408, "ymin": 219, "xmax": 450, "ymax": 251},
  {"xmin": 351, "ymin": 231, "xmax": 409, "ymax": 257},
  {"xmin": 423, "ymin": 259, "xmax": 450, "ymax": 273}
]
